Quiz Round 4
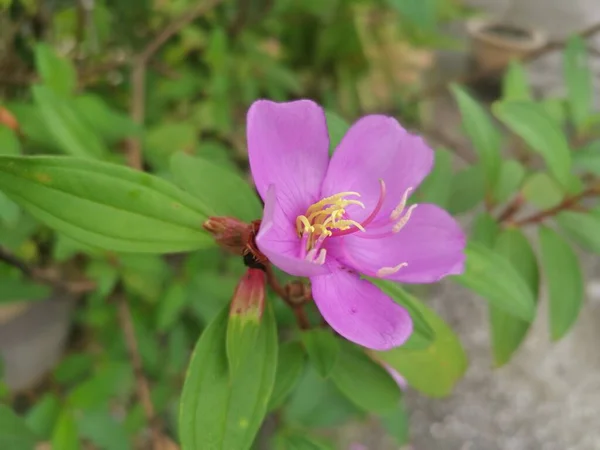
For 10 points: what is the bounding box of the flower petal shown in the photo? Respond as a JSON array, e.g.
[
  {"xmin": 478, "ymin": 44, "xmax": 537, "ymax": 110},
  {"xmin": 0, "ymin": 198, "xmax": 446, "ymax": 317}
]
[
  {"xmin": 311, "ymin": 268, "xmax": 412, "ymax": 350},
  {"xmin": 332, "ymin": 204, "xmax": 465, "ymax": 283},
  {"xmin": 247, "ymin": 99, "xmax": 330, "ymax": 218},
  {"xmin": 256, "ymin": 186, "xmax": 331, "ymax": 277},
  {"xmin": 321, "ymin": 115, "xmax": 433, "ymax": 221}
]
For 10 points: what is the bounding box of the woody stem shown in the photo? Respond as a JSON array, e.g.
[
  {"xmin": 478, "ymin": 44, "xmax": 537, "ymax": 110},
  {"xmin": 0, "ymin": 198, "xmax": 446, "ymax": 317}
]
[{"xmin": 265, "ymin": 264, "xmax": 310, "ymax": 330}]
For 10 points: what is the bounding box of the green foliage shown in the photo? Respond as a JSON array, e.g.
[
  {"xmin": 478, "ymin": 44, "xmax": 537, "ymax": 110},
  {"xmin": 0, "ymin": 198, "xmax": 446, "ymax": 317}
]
[
  {"xmin": 564, "ymin": 36, "xmax": 593, "ymax": 133},
  {"xmin": 0, "ymin": 404, "xmax": 39, "ymax": 450},
  {"xmin": 301, "ymin": 329, "xmax": 340, "ymax": 378}
]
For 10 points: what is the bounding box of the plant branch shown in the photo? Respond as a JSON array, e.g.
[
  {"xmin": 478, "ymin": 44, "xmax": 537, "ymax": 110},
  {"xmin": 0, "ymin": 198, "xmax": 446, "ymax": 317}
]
[
  {"xmin": 265, "ymin": 265, "xmax": 310, "ymax": 330},
  {"xmin": 507, "ymin": 185, "xmax": 600, "ymax": 227},
  {"xmin": 411, "ymin": 21, "xmax": 600, "ymax": 103}
]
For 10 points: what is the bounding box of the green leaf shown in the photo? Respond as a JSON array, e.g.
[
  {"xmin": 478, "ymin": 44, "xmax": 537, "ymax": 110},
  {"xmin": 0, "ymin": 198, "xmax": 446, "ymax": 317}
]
[
  {"xmin": 156, "ymin": 282, "xmax": 188, "ymax": 332},
  {"xmin": 51, "ymin": 410, "xmax": 80, "ymax": 450},
  {"xmin": 76, "ymin": 407, "xmax": 131, "ymax": 450},
  {"xmin": 67, "ymin": 363, "xmax": 133, "ymax": 410},
  {"xmin": 539, "ymin": 226, "xmax": 584, "ymax": 341},
  {"xmin": 34, "ymin": 43, "xmax": 77, "ymax": 96},
  {"xmin": 179, "ymin": 305, "xmax": 278, "ymax": 450},
  {"xmin": 502, "ymin": 61, "xmax": 532, "ymax": 101},
  {"xmin": 493, "ymin": 159, "xmax": 525, "ymax": 203},
  {"xmin": 375, "ymin": 297, "xmax": 467, "ymax": 397},
  {"xmin": 416, "ymin": 148, "xmax": 453, "ymax": 207},
  {"xmin": 386, "ymin": 0, "xmax": 437, "ymax": 29},
  {"xmin": 25, "ymin": 393, "xmax": 61, "ymax": 439},
  {"xmin": 0, "ymin": 191, "xmax": 20, "ymax": 226},
  {"xmin": 32, "ymin": 86, "xmax": 108, "ymax": 158},
  {"xmin": 325, "ymin": 110, "xmax": 349, "ymax": 155},
  {"xmin": 269, "ymin": 342, "xmax": 306, "ymax": 410},
  {"xmin": 371, "ymin": 280, "xmax": 435, "ymax": 350},
  {"xmin": 380, "ymin": 401, "xmax": 410, "ymax": 446},
  {"xmin": 53, "ymin": 353, "xmax": 94, "ymax": 384},
  {"xmin": 0, "ymin": 156, "xmax": 211, "ymax": 253},
  {"xmin": 447, "ymin": 165, "xmax": 485, "ymax": 214},
  {"xmin": 471, "ymin": 212, "xmax": 500, "ymax": 247},
  {"xmin": 301, "ymin": 329, "xmax": 340, "ymax": 378},
  {"xmin": 564, "ymin": 36, "xmax": 592, "ymax": 132},
  {"xmin": 573, "ymin": 141, "xmax": 600, "ymax": 176},
  {"xmin": 0, "ymin": 126, "xmax": 21, "ymax": 156},
  {"xmin": 170, "ymin": 152, "xmax": 261, "ymax": 221},
  {"xmin": 522, "ymin": 172, "xmax": 565, "ymax": 209},
  {"xmin": 556, "ymin": 210, "xmax": 600, "ymax": 255},
  {"xmin": 493, "ymin": 101, "xmax": 572, "ymax": 187},
  {"xmin": 450, "ymin": 84, "xmax": 501, "ymax": 190},
  {"xmin": 540, "ymin": 98, "xmax": 567, "ymax": 125},
  {"xmin": 273, "ymin": 430, "xmax": 334, "ymax": 450},
  {"xmin": 454, "ymin": 242, "xmax": 536, "ymax": 321},
  {"xmin": 329, "ymin": 342, "xmax": 400, "ymax": 413},
  {"xmin": 490, "ymin": 229, "xmax": 539, "ymax": 366},
  {"xmin": 0, "ymin": 404, "xmax": 38, "ymax": 450},
  {"xmin": 0, "ymin": 276, "xmax": 50, "ymax": 303},
  {"xmin": 146, "ymin": 122, "xmax": 197, "ymax": 170}
]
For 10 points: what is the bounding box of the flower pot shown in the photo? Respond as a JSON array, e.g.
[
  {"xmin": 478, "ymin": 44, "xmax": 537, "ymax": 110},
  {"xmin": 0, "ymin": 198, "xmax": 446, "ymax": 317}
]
[
  {"xmin": 467, "ymin": 18, "xmax": 548, "ymax": 73},
  {"xmin": 0, "ymin": 294, "xmax": 73, "ymax": 392}
]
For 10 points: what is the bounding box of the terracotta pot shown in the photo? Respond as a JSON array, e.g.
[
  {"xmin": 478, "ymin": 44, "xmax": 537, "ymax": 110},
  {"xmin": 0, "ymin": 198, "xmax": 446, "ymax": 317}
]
[
  {"xmin": 467, "ymin": 18, "xmax": 548, "ymax": 72},
  {"xmin": 0, "ymin": 294, "xmax": 73, "ymax": 392}
]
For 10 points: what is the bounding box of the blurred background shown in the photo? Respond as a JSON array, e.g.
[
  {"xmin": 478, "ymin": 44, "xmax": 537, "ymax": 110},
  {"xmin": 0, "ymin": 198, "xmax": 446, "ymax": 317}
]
[{"xmin": 1, "ymin": 0, "xmax": 599, "ymax": 449}]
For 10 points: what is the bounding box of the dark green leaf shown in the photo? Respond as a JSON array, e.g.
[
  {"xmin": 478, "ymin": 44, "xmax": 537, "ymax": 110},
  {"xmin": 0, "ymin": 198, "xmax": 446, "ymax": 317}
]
[
  {"xmin": 564, "ymin": 36, "xmax": 592, "ymax": 131},
  {"xmin": 179, "ymin": 305, "xmax": 278, "ymax": 450},
  {"xmin": 454, "ymin": 242, "xmax": 536, "ymax": 321},
  {"xmin": 450, "ymin": 85, "xmax": 501, "ymax": 190},
  {"xmin": 156, "ymin": 282, "xmax": 188, "ymax": 332},
  {"xmin": 67, "ymin": 363, "xmax": 133, "ymax": 410},
  {"xmin": 387, "ymin": 0, "xmax": 437, "ymax": 29},
  {"xmin": 53, "ymin": 353, "xmax": 94, "ymax": 384},
  {"xmin": 539, "ymin": 226, "xmax": 584, "ymax": 341},
  {"xmin": 417, "ymin": 148, "xmax": 453, "ymax": 207},
  {"xmin": 380, "ymin": 401, "xmax": 410, "ymax": 446},
  {"xmin": 330, "ymin": 342, "xmax": 400, "ymax": 413},
  {"xmin": 273, "ymin": 430, "xmax": 334, "ymax": 450},
  {"xmin": 573, "ymin": 141, "xmax": 600, "ymax": 176},
  {"xmin": 448, "ymin": 165, "xmax": 485, "ymax": 214},
  {"xmin": 375, "ymin": 296, "xmax": 467, "ymax": 397},
  {"xmin": 0, "ymin": 156, "xmax": 211, "ymax": 253},
  {"xmin": 170, "ymin": 152, "xmax": 261, "ymax": 222},
  {"xmin": 493, "ymin": 101, "xmax": 572, "ymax": 187},
  {"xmin": 471, "ymin": 212, "xmax": 500, "ymax": 247},
  {"xmin": 301, "ymin": 329, "xmax": 339, "ymax": 378},
  {"xmin": 0, "ymin": 276, "xmax": 50, "ymax": 303},
  {"xmin": 325, "ymin": 110, "xmax": 349, "ymax": 155},
  {"xmin": 269, "ymin": 342, "xmax": 305, "ymax": 410},
  {"xmin": 76, "ymin": 407, "xmax": 131, "ymax": 450},
  {"xmin": 493, "ymin": 159, "xmax": 525, "ymax": 204},
  {"xmin": 490, "ymin": 229, "xmax": 539, "ymax": 366},
  {"xmin": 33, "ymin": 86, "xmax": 108, "ymax": 158},
  {"xmin": 0, "ymin": 404, "xmax": 38, "ymax": 450},
  {"xmin": 25, "ymin": 393, "xmax": 61, "ymax": 439},
  {"xmin": 0, "ymin": 126, "xmax": 21, "ymax": 156}
]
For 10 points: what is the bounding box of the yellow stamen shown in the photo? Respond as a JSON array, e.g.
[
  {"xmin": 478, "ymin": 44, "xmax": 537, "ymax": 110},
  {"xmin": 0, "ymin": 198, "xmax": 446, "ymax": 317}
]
[{"xmin": 376, "ymin": 262, "xmax": 408, "ymax": 277}]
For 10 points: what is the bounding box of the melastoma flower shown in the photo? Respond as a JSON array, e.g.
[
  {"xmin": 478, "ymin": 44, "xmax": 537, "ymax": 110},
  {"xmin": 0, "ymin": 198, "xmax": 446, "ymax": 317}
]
[{"xmin": 247, "ymin": 100, "xmax": 465, "ymax": 350}]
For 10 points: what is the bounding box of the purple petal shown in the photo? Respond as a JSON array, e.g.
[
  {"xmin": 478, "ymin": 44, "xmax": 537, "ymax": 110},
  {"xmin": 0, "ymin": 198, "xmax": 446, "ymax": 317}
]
[
  {"xmin": 247, "ymin": 99, "xmax": 330, "ymax": 218},
  {"xmin": 332, "ymin": 204, "xmax": 466, "ymax": 283},
  {"xmin": 320, "ymin": 115, "xmax": 433, "ymax": 222},
  {"xmin": 256, "ymin": 186, "xmax": 331, "ymax": 277},
  {"xmin": 310, "ymin": 268, "xmax": 412, "ymax": 350}
]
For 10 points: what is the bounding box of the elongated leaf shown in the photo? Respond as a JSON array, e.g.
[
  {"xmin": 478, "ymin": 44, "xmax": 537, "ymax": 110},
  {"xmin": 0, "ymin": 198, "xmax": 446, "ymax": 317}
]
[
  {"xmin": 416, "ymin": 148, "xmax": 453, "ymax": 207},
  {"xmin": 156, "ymin": 282, "xmax": 188, "ymax": 332},
  {"xmin": 564, "ymin": 36, "xmax": 592, "ymax": 132},
  {"xmin": 573, "ymin": 141, "xmax": 600, "ymax": 176},
  {"xmin": 0, "ymin": 404, "xmax": 38, "ymax": 450},
  {"xmin": 325, "ymin": 110, "xmax": 349, "ymax": 155},
  {"xmin": 26, "ymin": 393, "xmax": 61, "ymax": 439},
  {"xmin": 179, "ymin": 305, "xmax": 278, "ymax": 450},
  {"xmin": 493, "ymin": 159, "xmax": 525, "ymax": 204},
  {"xmin": 301, "ymin": 329, "xmax": 340, "ymax": 378},
  {"xmin": 269, "ymin": 342, "xmax": 306, "ymax": 410},
  {"xmin": 556, "ymin": 210, "xmax": 600, "ymax": 255},
  {"xmin": 380, "ymin": 400, "xmax": 409, "ymax": 446},
  {"xmin": 502, "ymin": 61, "xmax": 532, "ymax": 101},
  {"xmin": 170, "ymin": 152, "xmax": 261, "ymax": 221},
  {"xmin": 375, "ymin": 296, "xmax": 467, "ymax": 397},
  {"xmin": 493, "ymin": 101, "xmax": 571, "ymax": 187},
  {"xmin": 0, "ymin": 126, "xmax": 21, "ymax": 156},
  {"xmin": 273, "ymin": 430, "xmax": 334, "ymax": 450},
  {"xmin": 522, "ymin": 172, "xmax": 565, "ymax": 209},
  {"xmin": 454, "ymin": 242, "xmax": 535, "ymax": 321},
  {"xmin": 370, "ymin": 280, "xmax": 435, "ymax": 349},
  {"xmin": 448, "ymin": 164, "xmax": 485, "ymax": 214},
  {"xmin": 490, "ymin": 229, "xmax": 539, "ymax": 366},
  {"xmin": 330, "ymin": 342, "xmax": 400, "ymax": 413},
  {"xmin": 52, "ymin": 410, "xmax": 79, "ymax": 450},
  {"xmin": 471, "ymin": 212, "xmax": 499, "ymax": 248},
  {"xmin": 0, "ymin": 156, "xmax": 210, "ymax": 253},
  {"xmin": 450, "ymin": 84, "xmax": 501, "ymax": 190},
  {"xmin": 34, "ymin": 43, "xmax": 77, "ymax": 96},
  {"xmin": 539, "ymin": 226, "xmax": 584, "ymax": 340},
  {"xmin": 33, "ymin": 86, "xmax": 107, "ymax": 158},
  {"xmin": 0, "ymin": 276, "xmax": 50, "ymax": 303}
]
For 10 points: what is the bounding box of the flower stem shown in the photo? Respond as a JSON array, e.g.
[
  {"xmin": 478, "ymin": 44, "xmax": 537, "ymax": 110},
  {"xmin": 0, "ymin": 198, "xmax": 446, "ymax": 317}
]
[{"xmin": 265, "ymin": 264, "xmax": 311, "ymax": 330}]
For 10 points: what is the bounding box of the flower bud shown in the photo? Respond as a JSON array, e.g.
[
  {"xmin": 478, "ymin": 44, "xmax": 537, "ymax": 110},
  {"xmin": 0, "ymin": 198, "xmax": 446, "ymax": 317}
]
[{"xmin": 203, "ymin": 216, "xmax": 251, "ymax": 255}]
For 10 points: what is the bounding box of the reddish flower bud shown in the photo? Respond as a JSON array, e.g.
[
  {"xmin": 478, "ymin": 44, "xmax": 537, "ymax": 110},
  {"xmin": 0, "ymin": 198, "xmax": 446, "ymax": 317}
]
[
  {"xmin": 229, "ymin": 268, "xmax": 266, "ymax": 320},
  {"xmin": 203, "ymin": 216, "xmax": 252, "ymax": 255},
  {"xmin": 0, "ymin": 107, "xmax": 19, "ymax": 132}
]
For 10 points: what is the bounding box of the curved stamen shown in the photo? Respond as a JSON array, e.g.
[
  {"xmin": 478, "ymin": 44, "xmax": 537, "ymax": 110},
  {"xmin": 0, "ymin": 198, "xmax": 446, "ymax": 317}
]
[
  {"xmin": 390, "ymin": 187, "xmax": 413, "ymax": 221},
  {"xmin": 376, "ymin": 262, "xmax": 408, "ymax": 277},
  {"xmin": 392, "ymin": 204, "xmax": 418, "ymax": 233},
  {"xmin": 330, "ymin": 179, "xmax": 386, "ymax": 237}
]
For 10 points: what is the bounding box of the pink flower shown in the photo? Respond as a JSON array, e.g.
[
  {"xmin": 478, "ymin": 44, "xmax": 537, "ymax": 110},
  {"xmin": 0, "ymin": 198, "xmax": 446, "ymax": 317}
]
[{"xmin": 248, "ymin": 100, "xmax": 465, "ymax": 350}]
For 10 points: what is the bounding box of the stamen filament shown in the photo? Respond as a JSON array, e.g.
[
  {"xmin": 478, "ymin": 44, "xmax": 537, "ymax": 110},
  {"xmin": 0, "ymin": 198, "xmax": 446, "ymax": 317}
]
[
  {"xmin": 390, "ymin": 187, "xmax": 413, "ymax": 221},
  {"xmin": 376, "ymin": 262, "xmax": 408, "ymax": 277},
  {"xmin": 392, "ymin": 204, "xmax": 418, "ymax": 233}
]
